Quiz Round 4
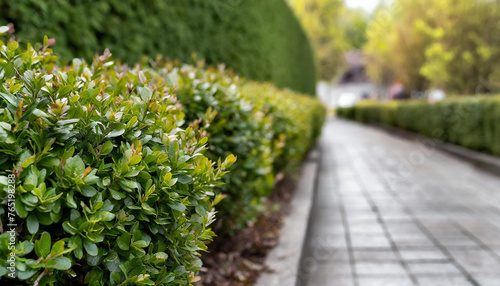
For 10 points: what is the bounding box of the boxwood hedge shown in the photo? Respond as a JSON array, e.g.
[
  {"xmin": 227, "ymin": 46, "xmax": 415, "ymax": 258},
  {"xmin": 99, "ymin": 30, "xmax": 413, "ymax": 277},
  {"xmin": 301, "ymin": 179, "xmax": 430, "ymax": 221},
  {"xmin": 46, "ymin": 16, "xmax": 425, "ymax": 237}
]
[
  {"xmin": 0, "ymin": 0, "xmax": 316, "ymax": 94},
  {"xmin": 337, "ymin": 97, "xmax": 500, "ymax": 155},
  {"xmin": 0, "ymin": 39, "xmax": 235, "ymax": 285},
  {"xmin": 142, "ymin": 59, "xmax": 326, "ymax": 230},
  {"xmin": 0, "ymin": 34, "xmax": 326, "ymax": 284}
]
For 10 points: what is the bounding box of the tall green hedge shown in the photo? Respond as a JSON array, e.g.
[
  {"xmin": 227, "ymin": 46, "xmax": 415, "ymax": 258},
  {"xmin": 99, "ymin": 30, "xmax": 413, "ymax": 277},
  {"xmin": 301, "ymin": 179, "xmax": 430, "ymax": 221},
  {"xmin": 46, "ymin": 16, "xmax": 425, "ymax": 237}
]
[
  {"xmin": 0, "ymin": 33, "xmax": 325, "ymax": 284},
  {"xmin": 337, "ymin": 97, "xmax": 500, "ymax": 155},
  {"xmin": 0, "ymin": 0, "xmax": 316, "ymax": 94}
]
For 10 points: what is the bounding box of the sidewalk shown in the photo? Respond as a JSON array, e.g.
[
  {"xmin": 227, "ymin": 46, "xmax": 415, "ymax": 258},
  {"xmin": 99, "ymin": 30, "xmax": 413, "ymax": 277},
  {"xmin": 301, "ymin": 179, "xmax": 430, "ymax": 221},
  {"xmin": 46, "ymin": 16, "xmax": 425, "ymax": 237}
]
[{"xmin": 297, "ymin": 118, "xmax": 500, "ymax": 286}]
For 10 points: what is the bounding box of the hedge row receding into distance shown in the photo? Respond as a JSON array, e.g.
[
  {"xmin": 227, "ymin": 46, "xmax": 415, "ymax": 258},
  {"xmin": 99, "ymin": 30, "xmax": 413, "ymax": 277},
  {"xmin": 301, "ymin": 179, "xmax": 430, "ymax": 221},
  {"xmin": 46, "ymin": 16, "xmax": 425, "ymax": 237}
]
[
  {"xmin": 0, "ymin": 34, "xmax": 326, "ymax": 284},
  {"xmin": 337, "ymin": 97, "xmax": 500, "ymax": 155},
  {"xmin": 0, "ymin": 0, "xmax": 316, "ymax": 95}
]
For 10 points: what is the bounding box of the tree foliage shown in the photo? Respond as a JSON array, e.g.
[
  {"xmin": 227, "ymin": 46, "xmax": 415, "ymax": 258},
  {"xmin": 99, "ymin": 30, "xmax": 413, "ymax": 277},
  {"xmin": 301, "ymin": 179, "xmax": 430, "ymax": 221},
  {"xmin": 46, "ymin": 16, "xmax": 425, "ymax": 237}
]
[
  {"xmin": 290, "ymin": 0, "xmax": 368, "ymax": 81},
  {"xmin": 364, "ymin": 0, "xmax": 500, "ymax": 94}
]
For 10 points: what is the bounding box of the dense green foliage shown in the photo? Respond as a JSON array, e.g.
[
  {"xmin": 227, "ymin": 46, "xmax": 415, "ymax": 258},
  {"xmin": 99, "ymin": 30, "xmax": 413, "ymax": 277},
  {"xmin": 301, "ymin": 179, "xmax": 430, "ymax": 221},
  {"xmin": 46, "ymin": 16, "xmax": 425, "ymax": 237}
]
[
  {"xmin": 365, "ymin": 0, "xmax": 500, "ymax": 94},
  {"xmin": 150, "ymin": 61, "xmax": 326, "ymax": 230},
  {"xmin": 241, "ymin": 83, "xmax": 326, "ymax": 173},
  {"xmin": 0, "ymin": 38, "xmax": 235, "ymax": 285},
  {"xmin": 159, "ymin": 63, "xmax": 276, "ymax": 231},
  {"xmin": 0, "ymin": 33, "xmax": 325, "ymax": 283},
  {"xmin": 0, "ymin": 0, "xmax": 316, "ymax": 94},
  {"xmin": 337, "ymin": 97, "xmax": 500, "ymax": 155}
]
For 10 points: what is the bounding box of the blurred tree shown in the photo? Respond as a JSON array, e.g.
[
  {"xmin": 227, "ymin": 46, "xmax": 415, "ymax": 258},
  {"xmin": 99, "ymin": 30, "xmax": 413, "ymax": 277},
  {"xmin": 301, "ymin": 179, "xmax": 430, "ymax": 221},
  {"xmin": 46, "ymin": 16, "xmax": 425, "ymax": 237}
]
[
  {"xmin": 364, "ymin": 1, "xmax": 432, "ymax": 92},
  {"xmin": 342, "ymin": 8, "xmax": 369, "ymax": 50},
  {"xmin": 419, "ymin": 0, "xmax": 500, "ymax": 94},
  {"xmin": 364, "ymin": 0, "xmax": 500, "ymax": 94},
  {"xmin": 290, "ymin": 0, "xmax": 370, "ymax": 81},
  {"xmin": 290, "ymin": 0, "xmax": 347, "ymax": 80}
]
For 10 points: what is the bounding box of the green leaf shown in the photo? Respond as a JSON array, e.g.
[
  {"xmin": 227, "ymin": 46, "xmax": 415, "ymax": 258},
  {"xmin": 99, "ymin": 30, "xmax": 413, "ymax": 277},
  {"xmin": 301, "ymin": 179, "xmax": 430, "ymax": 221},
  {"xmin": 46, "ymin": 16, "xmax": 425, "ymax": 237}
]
[
  {"xmin": 117, "ymin": 233, "xmax": 131, "ymax": 251},
  {"xmin": 88, "ymin": 211, "xmax": 115, "ymax": 222},
  {"xmin": 152, "ymin": 252, "xmax": 168, "ymax": 264},
  {"xmin": 64, "ymin": 156, "xmax": 85, "ymax": 180},
  {"xmin": 133, "ymin": 240, "xmax": 148, "ymax": 248},
  {"xmin": 100, "ymin": 141, "xmax": 113, "ymax": 155},
  {"xmin": 109, "ymin": 188, "xmax": 126, "ymax": 200},
  {"xmin": 50, "ymin": 240, "xmax": 65, "ymax": 256},
  {"xmin": 21, "ymin": 155, "xmax": 36, "ymax": 168},
  {"xmin": 79, "ymin": 185, "xmax": 97, "ymax": 197},
  {"xmin": 126, "ymin": 116, "xmax": 138, "ymax": 128},
  {"xmin": 83, "ymin": 239, "xmax": 98, "ymax": 256},
  {"xmin": 168, "ymin": 202, "xmax": 186, "ymax": 212},
  {"xmin": 26, "ymin": 213, "xmax": 39, "ymax": 234},
  {"xmin": 129, "ymin": 155, "xmax": 142, "ymax": 165},
  {"xmin": 176, "ymin": 174, "xmax": 193, "ymax": 184},
  {"xmin": 0, "ymin": 92, "xmax": 20, "ymax": 106},
  {"xmin": 106, "ymin": 129, "xmax": 125, "ymax": 138},
  {"xmin": 138, "ymin": 86, "xmax": 152, "ymax": 102},
  {"xmin": 46, "ymin": 257, "xmax": 72, "ymax": 270},
  {"xmin": 17, "ymin": 270, "xmax": 37, "ymax": 280},
  {"xmin": 35, "ymin": 232, "xmax": 51, "ymax": 258},
  {"xmin": 58, "ymin": 119, "xmax": 80, "ymax": 125},
  {"xmin": 62, "ymin": 221, "xmax": 78, "ymax": 235},
  {"xmin": 68, "ymin": 236, "xmax": 83, "ymax": 260},
  {"xmin": 84, "ymin": 169, "xmax": 99, "ymax": 185}
]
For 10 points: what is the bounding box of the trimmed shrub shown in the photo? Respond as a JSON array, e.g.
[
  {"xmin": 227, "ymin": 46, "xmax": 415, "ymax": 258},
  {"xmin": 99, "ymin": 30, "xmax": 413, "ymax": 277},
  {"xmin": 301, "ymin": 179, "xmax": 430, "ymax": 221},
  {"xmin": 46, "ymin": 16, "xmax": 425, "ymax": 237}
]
[
  {"xmin": 0, "ymin": 0, "xmax": 316, "ymax": 94},
  {"xmin": 0, "ymin": 35, "xmax": 325, "ymax": 284},
  {"xmin": 240, "ymin": 83, "xmax": 327, "ymax": 173},
  {"xmin": 337, "ymin": 96, "xmax": 500, "ymax": 155},
  {"xmin": 0, "ymin": 39, "xmax": 235, "ymax": 285},
  {"xmin": 141, "ymin": 60, "xmax": 326, "ymax": 231},
  {"xmin": 157, "ymin": 63, "xmax": 276, "ymax": 231}
]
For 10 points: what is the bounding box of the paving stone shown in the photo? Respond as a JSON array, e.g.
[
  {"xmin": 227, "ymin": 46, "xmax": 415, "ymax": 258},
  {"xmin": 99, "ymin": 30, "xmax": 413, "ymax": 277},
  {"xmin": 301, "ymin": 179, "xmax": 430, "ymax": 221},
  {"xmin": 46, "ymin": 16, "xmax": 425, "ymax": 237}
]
[
  {"xmin": 436, "ymin": 235, "xmax": 482, "ymax": 248},
  {"xmin": 353, "ymin": 250, "xmax": 399, "ymax": 262},
  {"xmin": 307, "ymin": 234, "xmax": 348, "ymax": 251},
  {"xmin": 355, "ymin": 262, "xmax": 407, "ymax": 276},
  {"xmin": 492, "ymin": 247, "xmax": 500, "ymax": 258},
  {"xmin": 306, "ymin": 263, "xmax": 353, "ymax": 276},
  {"xmin": 345, "ymin": 212, "xmax": 378, "ymax": 221},
  {"xmin": 392, "ymin": 235, "xmax": 436, "ymax": 248},
  {"xmin": 416, "ymin": 276, "xmax": 474, "ymax": 286},
  {"xmin": 357, "ymin": 277, "xmax": 414, "ymax": 286},
  {"xmin": 448, "ymin": 250, "xmax": 500, "ymax": 274},
  {"xmin": 399, "ymin": 249, "xmax": 448, "ymax": 261},
  {"xmin": 407, "ymin": 262, "xmax": 461, "ymax": 275},
  {"xmin": 379, "ymin": 213, "xmax": 414, "ymax": 222},
  {"xmin": 384, "ymin": 222, "xmax": 423, "ymax": 235},
  {"xmin": 298, "ymin": 119, "xmax": 500, "ymax": 286},
  {"xmin": 351, "ymin": 234, "xmax": 392, "ymax": 249},
  {"xmin": 302, "ymin": 276, "xmax": 355, "ymax": 286},
  {"xmin": 472, "ymin": 275, "xmax": 500, "ymax": 286},
  {"xmin": 348, "ymin": 222, "xmax": 385, "ymax": 233},
  {"xmin": 346, "ymin": 216, "xmax": 379, "ymax": 225}
]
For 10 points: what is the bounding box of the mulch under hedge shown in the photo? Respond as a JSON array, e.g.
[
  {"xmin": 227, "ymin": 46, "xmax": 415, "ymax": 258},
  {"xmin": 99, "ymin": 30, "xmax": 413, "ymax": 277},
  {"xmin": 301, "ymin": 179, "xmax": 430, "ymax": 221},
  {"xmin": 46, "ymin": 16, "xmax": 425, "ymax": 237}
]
[{"xmin": 198, "ymin": 174, "xmax": 297, "ymax": 286}]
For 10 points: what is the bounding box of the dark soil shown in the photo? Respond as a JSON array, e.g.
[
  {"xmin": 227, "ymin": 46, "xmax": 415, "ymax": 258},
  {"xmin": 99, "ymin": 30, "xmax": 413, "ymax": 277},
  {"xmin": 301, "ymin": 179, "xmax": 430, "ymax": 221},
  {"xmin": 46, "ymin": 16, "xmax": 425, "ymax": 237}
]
[{"xmin": 197, "ymin": 174, "xmax": 297, "ymax": 286}]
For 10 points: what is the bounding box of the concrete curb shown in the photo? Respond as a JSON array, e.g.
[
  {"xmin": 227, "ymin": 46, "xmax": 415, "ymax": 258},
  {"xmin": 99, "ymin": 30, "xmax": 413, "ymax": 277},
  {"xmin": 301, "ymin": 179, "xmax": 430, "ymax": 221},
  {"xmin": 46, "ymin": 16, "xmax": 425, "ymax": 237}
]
[
  {"xmin": 371, "ymin": 123, "xmax": 500, "ymax": 177},
  {"xmin": 254, "ymin": 148, "xmax": 320, "ymax": 286}
]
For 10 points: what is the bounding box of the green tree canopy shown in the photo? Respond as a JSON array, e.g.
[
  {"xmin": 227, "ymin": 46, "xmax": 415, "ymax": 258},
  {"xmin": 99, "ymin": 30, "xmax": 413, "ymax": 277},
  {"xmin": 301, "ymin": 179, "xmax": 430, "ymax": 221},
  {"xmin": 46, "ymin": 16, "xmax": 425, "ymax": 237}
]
[
  {"xmin": 290, "ymin": 0, "xmax": 369, "ymax": 81},
  {"xmin": 364, "ymin": 0, "xmax": 500, "ymax": 94}
]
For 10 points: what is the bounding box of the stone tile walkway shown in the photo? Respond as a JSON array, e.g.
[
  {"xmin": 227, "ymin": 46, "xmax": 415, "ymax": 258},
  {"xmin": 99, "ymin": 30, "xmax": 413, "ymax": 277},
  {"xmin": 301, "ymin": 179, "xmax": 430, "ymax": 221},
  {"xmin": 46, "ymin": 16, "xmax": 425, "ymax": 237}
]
[{"xmin": 297, "ymin": 119, "xmax": 500, "ymax": 286}]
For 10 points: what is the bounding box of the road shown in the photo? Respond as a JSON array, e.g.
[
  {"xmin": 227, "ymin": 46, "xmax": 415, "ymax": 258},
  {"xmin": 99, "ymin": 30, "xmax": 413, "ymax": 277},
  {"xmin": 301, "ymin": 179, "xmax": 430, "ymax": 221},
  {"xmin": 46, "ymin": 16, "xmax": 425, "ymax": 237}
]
[{"xmin": 297, "ymin": 118, "xmax": 500, "ymax": 286}]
